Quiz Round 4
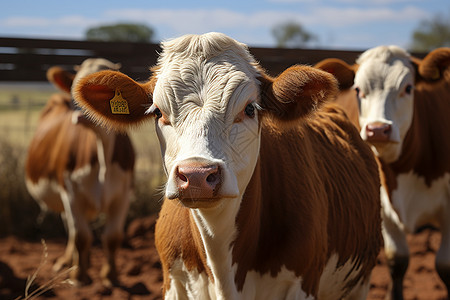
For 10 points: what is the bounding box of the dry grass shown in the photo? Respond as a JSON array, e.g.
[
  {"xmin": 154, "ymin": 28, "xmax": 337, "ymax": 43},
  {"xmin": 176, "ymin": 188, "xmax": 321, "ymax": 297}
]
[{"xmin": 13, "ymin": 240, "xmax": 74, "ymax": 300}]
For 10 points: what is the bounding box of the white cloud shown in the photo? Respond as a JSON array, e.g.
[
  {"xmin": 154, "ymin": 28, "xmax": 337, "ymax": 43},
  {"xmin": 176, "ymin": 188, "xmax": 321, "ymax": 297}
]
[
  {"xmin": 1, "ymin": 15, "xmax": 100, "ymax": 28},
  {"xmin": 58, "ymin": 16, "xmax": 98, "ymax": 27},
  {"xmin": 0, "ymin": 5, "xmax": 432, "ymax": 48},
  {"xmin": 105, "ymin": 6, "xmax": 429, "ymax": 33},
  {"xmin": 105, "ymin": 9, "xmax": 253, "ymax": 32},
  {"xmin": 304, "ymin": 5, "xmax": 429, "ymax": 26},
  {"xmin": 2, "ymin": 17, "xmax": 52, "ymax": 27}
]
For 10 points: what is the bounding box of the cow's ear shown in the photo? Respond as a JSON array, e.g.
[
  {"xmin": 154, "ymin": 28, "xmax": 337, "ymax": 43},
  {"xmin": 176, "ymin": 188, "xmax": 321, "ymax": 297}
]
[
  {"xmin": 47, "ymin": 66, "xmax": 75, "ymax": 93},
  {"xmin": 73, "ymin": 70, "xmax": 155, "ymax": 131},
  {"xmin": 314, "ymin": 58, "xmax": 356, "ymax": 90},
  {"xmin": 259, "ymin": 65, "xmax": 338, "ymax": 128},
  {"xmin": 413, "ymin": 48, "xmax": 450, "ymax": 82}
]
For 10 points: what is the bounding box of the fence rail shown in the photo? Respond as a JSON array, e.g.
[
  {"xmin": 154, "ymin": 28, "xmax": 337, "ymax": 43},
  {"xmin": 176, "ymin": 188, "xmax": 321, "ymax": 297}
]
[
  {"xmin": 0, "ymin": 37, "xmax": 161, "ymax": 81},
  {"xmin": 0, "ymin": 37, "xmax": 426, "ymax": 81},
  {"xmin": 0, "ymin": 37, "xmax": 370, "ymax": 81}
]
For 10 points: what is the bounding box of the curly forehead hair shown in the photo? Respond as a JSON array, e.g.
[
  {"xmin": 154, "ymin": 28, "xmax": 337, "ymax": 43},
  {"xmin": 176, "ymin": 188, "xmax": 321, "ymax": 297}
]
[{"xmin": 357, "ymin": 45, "xmax": 411, "ymax": 65}]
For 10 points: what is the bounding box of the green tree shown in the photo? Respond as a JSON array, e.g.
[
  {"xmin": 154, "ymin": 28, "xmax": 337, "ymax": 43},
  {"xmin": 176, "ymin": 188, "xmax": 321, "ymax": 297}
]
[
  {"xmin": 409, "ymin": 11, "xmax": 450, "ymax": 52},
  {"xmin": 272, "ymin": 21, "xmax": 317, "ymax": 48},
  {"xmin": 85, "ymin": 23, "xmax": 155, "ymax": 43}
]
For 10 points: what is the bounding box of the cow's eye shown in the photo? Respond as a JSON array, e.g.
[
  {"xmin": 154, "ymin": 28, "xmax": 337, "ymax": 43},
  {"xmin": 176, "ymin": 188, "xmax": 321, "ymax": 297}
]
[
  {"xmin": 146, "ymin": 104, "xmax": 171, "ymax": 125},
  {"xmin": 146, "ymin": 104, "xmax": 162, "ymax": 119},
  {"xmin": 355, "ymin": 87, "xmax": 365, "ymax": 99},
  {"xmin": 244, "ymin": 103, "xmax": 255, "ymax": 118},
  {"xmin": 404, "ymin": 84, "xmax": 413, "ymax": 95},
  {"xmin": 153, "ymin": 107, "xmax": 163, "ymax": 119}
]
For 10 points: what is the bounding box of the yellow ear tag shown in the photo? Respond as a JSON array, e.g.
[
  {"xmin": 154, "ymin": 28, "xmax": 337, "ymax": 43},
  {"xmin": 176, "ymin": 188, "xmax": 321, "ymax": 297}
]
[{"xmin": 110, "ymin": 89, "xmax": 130, "ymax": 114}]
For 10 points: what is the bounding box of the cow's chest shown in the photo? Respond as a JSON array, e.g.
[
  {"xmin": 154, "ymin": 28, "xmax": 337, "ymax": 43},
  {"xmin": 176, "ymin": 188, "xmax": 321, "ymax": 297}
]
[
  {"xmin": 165, "ymin": 263, "xmax": 313, "ymax": 300},
  {"xmin": 391, "ymin": 171, "xmax": 450, "ymax": 232},
  {"xmin": 164, "ymin": 254, "xmax": 361, "ymax": 300}
]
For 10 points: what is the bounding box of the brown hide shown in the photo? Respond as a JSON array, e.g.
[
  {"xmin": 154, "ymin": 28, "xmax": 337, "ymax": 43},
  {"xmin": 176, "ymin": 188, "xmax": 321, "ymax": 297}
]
[{"xmin": 25, "ymin": 94, "xmax": 97, "ymax": 189}]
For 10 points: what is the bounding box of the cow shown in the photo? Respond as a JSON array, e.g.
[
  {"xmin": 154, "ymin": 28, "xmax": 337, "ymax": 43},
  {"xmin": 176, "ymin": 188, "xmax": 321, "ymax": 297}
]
[
  {"xmin": 315, "ymin": 46, "xmax": 450, "ymax": 299},
  {"xmin": 72, "ymin": 32, "xmax": 382, "ymax": 299},
  {"xmin": 25, "ymin": 58, "xmax": 135, "ymax": 287}
]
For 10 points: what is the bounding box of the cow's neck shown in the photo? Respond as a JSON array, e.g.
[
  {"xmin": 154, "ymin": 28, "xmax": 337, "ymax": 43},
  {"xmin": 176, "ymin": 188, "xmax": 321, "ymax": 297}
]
[
  {"xmin": 190, "ymin": 193, "xmax": 243, "ymax": 299},
  {"xmin": 389, "ymin": 116, "xmax": 420, "ymax": 177},
  {"xmin": 390, "ymin": 89, "xmax": 450, "ymax": 186},
  {"xmin": 182, "ymin": 152, "xmax": 262, "ymax": 299},
  {"xmin": 232, "ymin": 160, "xmax": 262, "ymax": 282}
]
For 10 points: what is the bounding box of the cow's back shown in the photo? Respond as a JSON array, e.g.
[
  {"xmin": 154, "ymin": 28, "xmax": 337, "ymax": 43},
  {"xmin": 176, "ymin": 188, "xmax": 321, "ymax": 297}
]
[{"xmin": 25, "ymin": 93, "xmax": 97, "ymax": 212}]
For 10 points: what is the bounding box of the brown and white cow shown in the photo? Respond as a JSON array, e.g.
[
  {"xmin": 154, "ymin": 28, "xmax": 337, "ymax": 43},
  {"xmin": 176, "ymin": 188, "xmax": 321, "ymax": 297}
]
[
  {"xmin": 316, "ymin": 46, "xmax": 450, "ymax": 299},
  {"xmin": 72, "ymin": 33, "xmax": 382, "ymax": 299},
  {"xmin": 25, "ymin": 58, "xmax": 135, "ymax": 286}
]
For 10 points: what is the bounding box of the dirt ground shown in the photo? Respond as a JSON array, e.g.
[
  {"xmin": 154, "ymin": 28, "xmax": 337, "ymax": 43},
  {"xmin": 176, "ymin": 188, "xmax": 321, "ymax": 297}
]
[{"xmin": 0, "ymin": 215, "xmax": 447, "ymax": 300}]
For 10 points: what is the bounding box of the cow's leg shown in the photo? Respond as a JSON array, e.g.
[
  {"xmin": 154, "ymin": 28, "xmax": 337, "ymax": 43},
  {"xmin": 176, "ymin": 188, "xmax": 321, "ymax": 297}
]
[
  {"xmin": 386, "ymin": 252, "xmax": 408, "ymax": 300},
  {"xmin": 71, "ymin": 207, "xmax": 93, "ymax": 285},
  {"xmin": 436, "ymin": 211, "xmax": 450, "ymax": 296},
  {"xmin": 61, "ymin": 181, "xmax": 93, "ymax": 285},
  {"xmin": 53, "ymin": 212, "xmax": 74, "ymax": 272},
  {"xmin": 381, "ymin": 191, "xmax": 409, "ymax": 300},
  {"xmin": 382, "ymin": 220, "xmax": 409, "ymax": 300},
  {"xmin": 100, "ymin": 194, "xmax": 130, "ymax": 287}
]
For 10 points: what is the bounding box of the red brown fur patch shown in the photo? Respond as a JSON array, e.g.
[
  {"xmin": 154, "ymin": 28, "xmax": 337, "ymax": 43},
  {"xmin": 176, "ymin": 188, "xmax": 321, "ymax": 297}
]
[{"xmin": 232, "ymin": 103, "xmax": 382, "ymax": 296}]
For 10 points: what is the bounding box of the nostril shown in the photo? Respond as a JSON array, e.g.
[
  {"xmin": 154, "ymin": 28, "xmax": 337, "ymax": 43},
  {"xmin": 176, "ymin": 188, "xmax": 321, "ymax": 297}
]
[
  {"xmin": 206, "ymin": 171, "xmax": 219, "ymax": 184},
  {"xmin": 177, "ymin": 170, "xmax": 188, "ymax": 182},
  {"xmin": 383, "ymin": 125, "xmax": 392, "ymax": 135}
]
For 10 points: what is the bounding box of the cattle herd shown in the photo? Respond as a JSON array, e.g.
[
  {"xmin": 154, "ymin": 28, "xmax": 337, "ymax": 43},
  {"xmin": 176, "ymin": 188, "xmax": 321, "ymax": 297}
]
[{"xmin": 24, "ymin": 32, "xmax": 449, "ymax": 299}]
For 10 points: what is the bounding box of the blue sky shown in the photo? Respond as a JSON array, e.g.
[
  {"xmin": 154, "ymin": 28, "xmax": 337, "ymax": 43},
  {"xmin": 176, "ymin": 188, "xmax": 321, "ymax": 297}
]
[{"xmin": 1, "ymin": 0, "xmax": 448, "ymax": 50}]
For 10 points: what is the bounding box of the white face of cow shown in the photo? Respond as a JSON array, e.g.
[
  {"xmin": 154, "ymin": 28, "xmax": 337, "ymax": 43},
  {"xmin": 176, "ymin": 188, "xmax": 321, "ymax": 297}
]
[
  {"xmin": 73, "ymin": 33, "xmax": 339, "ymax": 210},
  {"xmin": 147, "ymin": 33, "xmax": 262, "ymax": 208},
  {"xmin": 355, "ymin": 46, "xmax": 415, "ymax": 163}
]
